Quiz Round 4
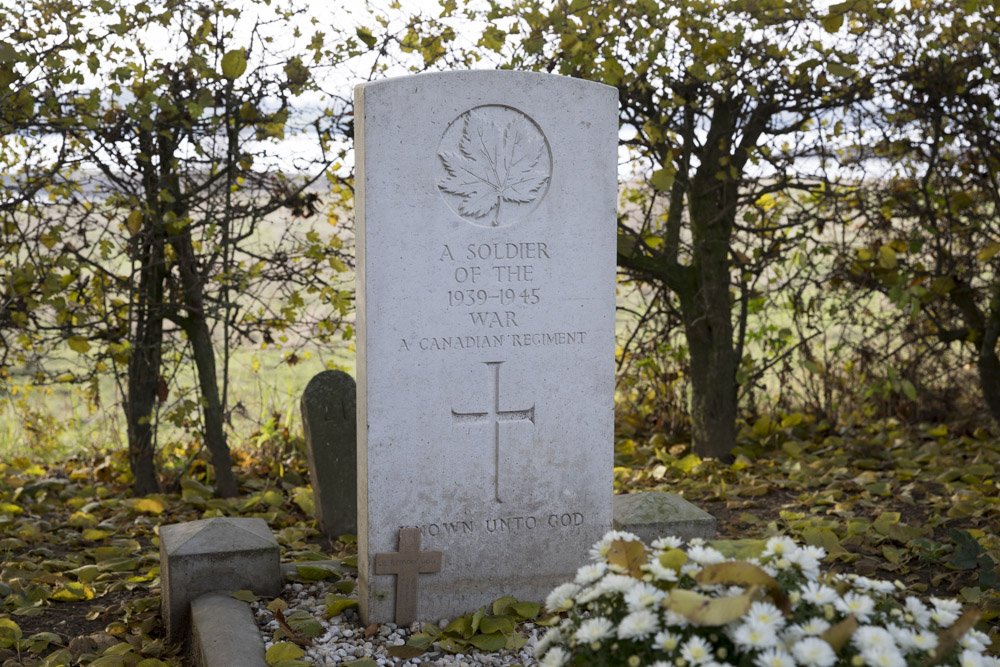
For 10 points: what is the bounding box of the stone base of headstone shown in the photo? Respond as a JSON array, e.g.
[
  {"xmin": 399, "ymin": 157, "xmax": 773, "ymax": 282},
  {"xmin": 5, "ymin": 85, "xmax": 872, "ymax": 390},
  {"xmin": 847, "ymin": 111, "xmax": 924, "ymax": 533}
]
[
  {"xmin": 613, "ymin": 492, "xmax": 717, "ymax": 544},
  {"xmin": 160, "ymin": 517, "xmax": 281, "ymax": 641}
]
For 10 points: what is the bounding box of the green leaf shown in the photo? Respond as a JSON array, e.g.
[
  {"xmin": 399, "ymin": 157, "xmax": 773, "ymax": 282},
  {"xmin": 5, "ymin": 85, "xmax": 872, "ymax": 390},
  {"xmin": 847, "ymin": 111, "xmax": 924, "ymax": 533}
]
[
  {"xmin": 221, "ymin": 49, "xmax": 248, "ymax": 79},
  {"xmin": 976, "ymin": 243, "xmax": 1000, "ymax": 262},
  {"xmin": 491, "ymin": 595, "xmax": 517, "ymax": 616},
  {"xmin": 827, "ymin": 62, "xmax": 856, "ymax": 78},
  {"xmin": 324, "ymin": 594, "xmax": 358, "ymax": 617},
  {"xmin": 479, "ymin": 615, "xmax": 514, "ymax": 635},
  {"xmin": 466, "ymin": 632, "xmax": 506, "ymax": 651},
  {"xmin": 67, "ymin": 336, "xmax": 91, "ymax": 354},
  {"xmin": 510, "ymin": 601, "xmax": 540, "ymax": 619},
  {"xmin": 295, "ymin": 563, "xmax": 340, "ymax": 581},
  {"xmin": 356, "ymin": 27, "xmax": 377, "ymax": 48},
  {"xmin": 822, "ymin": 11, "xmax": 845, "ymax": 33},
  {"xmin": 231, "ymin": 590, "xmax": 259, "ymax": 602},
  {"xmin": 650, "ymin": 167, "xmax": 675, "ymax": 192},
  {"xmin": 265, "ymin": 642, "xmax": 304, "ymax": 665},
  {"xmin": 344, "ymin": 659, "xmax": 378, "ymax": 667}
]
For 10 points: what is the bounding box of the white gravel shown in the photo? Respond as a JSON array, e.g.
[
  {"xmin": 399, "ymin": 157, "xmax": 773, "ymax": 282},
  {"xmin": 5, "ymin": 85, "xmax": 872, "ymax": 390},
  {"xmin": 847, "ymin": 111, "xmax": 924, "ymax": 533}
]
[{"xmin": 254, "ymin": 574, "xmax": 540, "ymax": 666}]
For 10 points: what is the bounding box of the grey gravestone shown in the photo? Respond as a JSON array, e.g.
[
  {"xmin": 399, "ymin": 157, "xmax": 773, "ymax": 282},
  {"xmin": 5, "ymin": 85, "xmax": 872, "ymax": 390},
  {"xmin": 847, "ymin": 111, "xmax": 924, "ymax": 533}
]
[
  {"xmin": 160, "ymin": 517, "xmax": 280, "ymax": 640},
  {"xmin": 613, "ymin": 492, "xmax": 717, "ymax": 545},
  {"xmin": 301, "ymin": 370, "xmax": 357, "ymax": 539},
  {"xmin": 355, "ymin": 70, "xmax": 618, "ymax": 623}
]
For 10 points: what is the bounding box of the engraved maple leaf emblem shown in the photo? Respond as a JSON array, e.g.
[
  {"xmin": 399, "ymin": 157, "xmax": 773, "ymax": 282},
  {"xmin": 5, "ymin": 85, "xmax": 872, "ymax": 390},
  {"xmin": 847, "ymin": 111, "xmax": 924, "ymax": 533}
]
[{"xmin": 438, "ymin": 110, "xmax": 550, "ymax": 226}]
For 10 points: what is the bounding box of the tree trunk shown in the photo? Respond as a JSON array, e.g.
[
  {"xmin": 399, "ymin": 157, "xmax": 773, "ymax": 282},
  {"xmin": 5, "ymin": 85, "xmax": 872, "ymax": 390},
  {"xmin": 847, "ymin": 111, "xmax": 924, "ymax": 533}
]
[
  {"xmin": 170, "ymin": 229, "xmax": 239, "ymax": 498},
  {"xmin": 126, "ymin": 226, "xmax": 165, "ymax": 495},
  {"xmin": 678, "ymin": 266, "xmax": 738, "ymax": 462}
]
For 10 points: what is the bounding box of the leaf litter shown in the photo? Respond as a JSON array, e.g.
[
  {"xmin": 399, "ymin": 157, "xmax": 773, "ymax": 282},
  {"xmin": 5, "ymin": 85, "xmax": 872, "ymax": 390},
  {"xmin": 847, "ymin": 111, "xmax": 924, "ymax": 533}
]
[{"xmin": 1, "ymin": 414, "xmax": 999, "ymax": 664}]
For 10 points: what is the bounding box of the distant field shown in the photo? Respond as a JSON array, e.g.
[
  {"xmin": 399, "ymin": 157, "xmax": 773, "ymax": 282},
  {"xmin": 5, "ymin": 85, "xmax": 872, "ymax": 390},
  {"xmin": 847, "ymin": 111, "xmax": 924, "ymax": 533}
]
[{"xmin": 0, "ymin": 342, "xmax": 355, "ymax": 461}]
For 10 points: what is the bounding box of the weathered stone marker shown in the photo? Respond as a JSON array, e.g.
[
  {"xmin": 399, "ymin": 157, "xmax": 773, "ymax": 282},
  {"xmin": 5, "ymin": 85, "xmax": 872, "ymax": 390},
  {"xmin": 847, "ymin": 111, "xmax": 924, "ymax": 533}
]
[
  {"xmin": 355, "ymin": 70, "xmax": 617, "ymax": 623},
  {"xmin": 375, "ymin": 527, "xmax": 443, "ymax": 626},
  {"xmin": 301, "ymin": 370, "xmax": 357, "ymax": 538},
  {"xmin": 160, "ymin": 517, "xmax": 280, "ymax": 641}
]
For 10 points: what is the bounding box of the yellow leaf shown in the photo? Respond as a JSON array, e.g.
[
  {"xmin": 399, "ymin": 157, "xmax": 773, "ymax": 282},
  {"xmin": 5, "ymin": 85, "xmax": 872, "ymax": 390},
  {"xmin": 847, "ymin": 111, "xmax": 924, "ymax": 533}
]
[
  {"xmin": 878, "ymin": 245, "xmax": 897, "ymax": 269},
  {"xmin": 52, "ymin": 582, "xmax": 94, "ymax": 602},
  {"xmin": 221, "ymin": 49, "xmax": 248, "ymax": 79},
  {"xmin": 663, "ymin": 587, "xmax": 757, "ymax": 626},
  {"xmin": 265, "ymin": 642, "xmax": 304, "ymax": 665},
  {"xmin": 976, "ymin": 243, "xmax": 1000, "ymax": 262},
  {"xmin": 695, "ymin": 561, "xmax": 780, "ymax": 590},
  {"xmin": 126, "ymin": 210, "xmax": 142, "ymax": 236},
  {"xmin": 607, "ymin": 539, "xmax": 647, "ymax": 579},
  {"xmin": 659, "ymin": 548, "xmax": 688, "ymax": 572},
  {"xmin": 132, "ymin": 498, "xmax": 165, "ymax": 515},
  {"xmin": 821, "ymin": 614, "xmax": 858, "ymax": 651},
  {"xmin": 67, "ymin": 336, "xmax": 91, "ymax": 354}
]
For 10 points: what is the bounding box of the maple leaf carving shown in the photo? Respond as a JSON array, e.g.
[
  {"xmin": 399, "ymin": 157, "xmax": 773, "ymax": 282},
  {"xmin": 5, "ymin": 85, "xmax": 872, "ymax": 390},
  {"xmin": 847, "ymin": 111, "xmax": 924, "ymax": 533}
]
[{"xmin": 438, "ymin": 110, "xmax": 549, "ymax": 225}]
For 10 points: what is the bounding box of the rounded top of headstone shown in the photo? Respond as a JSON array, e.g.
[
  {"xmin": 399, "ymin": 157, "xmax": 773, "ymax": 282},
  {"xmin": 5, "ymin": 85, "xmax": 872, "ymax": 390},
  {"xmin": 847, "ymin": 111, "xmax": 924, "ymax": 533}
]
[{"xmin": 303, "ymin": 369, "xmax": 356, "ymax": 399}]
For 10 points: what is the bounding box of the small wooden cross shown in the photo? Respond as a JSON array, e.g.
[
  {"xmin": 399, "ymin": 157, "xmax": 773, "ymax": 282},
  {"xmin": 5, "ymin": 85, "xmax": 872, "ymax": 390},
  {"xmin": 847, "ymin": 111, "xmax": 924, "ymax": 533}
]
[{"xmin": 375, "ymin": 527, "xmax": 442, "ymax": 626}]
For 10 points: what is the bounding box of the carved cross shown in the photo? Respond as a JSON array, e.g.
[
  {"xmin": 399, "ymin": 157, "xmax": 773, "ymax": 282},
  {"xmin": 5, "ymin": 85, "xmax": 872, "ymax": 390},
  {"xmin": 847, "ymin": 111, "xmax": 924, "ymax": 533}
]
[
  {"xmin": 374, "ymin": 527, "xmax": 442, "ymax": 626},
  {"xmin": 451, "ymin": 360, "xmax": 535, "ymax": 503}
]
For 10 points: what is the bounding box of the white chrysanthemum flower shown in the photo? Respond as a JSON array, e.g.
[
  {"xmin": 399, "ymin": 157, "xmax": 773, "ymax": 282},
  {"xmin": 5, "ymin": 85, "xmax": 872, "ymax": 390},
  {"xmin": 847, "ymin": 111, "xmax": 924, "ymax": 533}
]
[
  {"xmin": 533, "ymin": 627, "xmax": 561, "ymax": 658},
  {"xmin": 574, "ymin": 616, "xmax": 615, "ymax": 643},
  {"xmin": 617, "ymin": 609, "xmax": 659, "ymax": 640},
  {"xmin": 539, "ymin": 646, "xmax": 570, "ymax": 667},
  {"xmin": 784, "ymin": 549, "xmax": 821, "ymax": 578},
  {"xmin": 930, "ymin": 607, "xmax": 960, "ymax": 628},
  {"xmin": 646, "ymin": 557, "xmax": 680, "ymax": 582},
  {"xmin": 544, "ymin": 582, "xmax": 579, "ymax": 612},
  {"xmin": 959, "ymin": 649, "xmax": 986, "ymax": 667},
  {"xmin": 687, "ymin": 545, "xmax": 726, "ymax": 565},
  {"xmin": 596, "ymin": 573, "xmax": 638, "ymax": 596},
  {"xmin": 575, "ymin": 562, "xmax": 608, "ymax": 586},
  {"xmin": 654, "ymin": 630, "xmax": 682, "ymax": 652},
  {"xmin": 652, "ymin": 536, "xmax": 684, "ymax": 550},
  {"xmin": 852, "ymin": 577, "xmax": 878, "ymax": 592},
  {"xmin": 663, "ymin": 610, "xmax": 690, "ymax": 629},
  {"xmin": 895, "ymin": 627, "xmax": 939, "ymax": 654},
  {"xmin": 791, "ymin": 637, "xmax": 837, "ymax": 667},
  {"xmin": 733, "ymin": 620, "xmax": 779, "ymax": 651},
  {"xmin": 754, "ymin": 648, "xmax": 796, "ymax": 667},
  {"xmin": 800, "ymin": 582, "xmax": 839, "ymax": 606},
  {"xmin": 651, "ymin": 662, "xmax": 672, "ymax": 667},
  {"xmin": 835, "ymin": 591, "xmax": 875, "ymax": 622},
  {"xmin": 959, "ymin": 629, "xmax": 990, "ymax": 653},
  {"xmin": 904, "ymin": 597, "xmax": 931, "ymax": 628},
  {"xmin": 784, "ymin": 618, "xmax": 831, "ymax": 642},
  {"xmin": 802, "ymin": 545, "xmax": 827, "ymax": 562},
  {"xmin": 747, "ymin": 601, "xmax": 786, "ymax": 630},
  {"xmin": 681, "ymin": 563, "xmax": 703, "ymax": 577},
  {"xmin": 861, "ymin": 645, "xmax": 906, "ymax": 667},
  {"xmin": 852, "ymin": 626, "xmax": 897, "ymax": 653},
  {"xmin": 763, "ymin": 536, "xmax": 798, "ymax": 558},
  {"xmin": 575, "ymin": 586, "xmax": 602, "ymax": 604},
  {"xmin": 931, "ymin": 597, "xmax": 963, "ymax": 614},
  {"xmin": 688, "ymin": 537, "xmax": 706, "ymax": 547},
  {"xmin": 624, "ymin": 582, "xmax": 666, "ymax": 611},
  {"xmin": 681, "ymin": 635, "xmax": 713, "ymax": 664},
  {"xmin": 869, "ymin": 579, "xmax": 896, "ymax": 594}
]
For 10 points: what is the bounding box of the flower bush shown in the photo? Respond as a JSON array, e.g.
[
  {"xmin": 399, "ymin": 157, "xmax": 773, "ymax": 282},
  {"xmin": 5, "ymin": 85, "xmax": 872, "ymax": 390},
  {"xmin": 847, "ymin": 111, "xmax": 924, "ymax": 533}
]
[{"xmin": 535, "ymin": 532, "xmax": 996, "ymax": 667}]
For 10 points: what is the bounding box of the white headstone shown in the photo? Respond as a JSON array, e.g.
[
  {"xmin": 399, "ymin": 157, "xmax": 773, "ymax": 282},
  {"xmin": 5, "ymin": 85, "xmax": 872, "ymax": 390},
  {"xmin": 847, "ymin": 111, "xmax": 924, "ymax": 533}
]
[{"xmin": 355, "ymin": 70, "xmax": 617, "ymax": 624}]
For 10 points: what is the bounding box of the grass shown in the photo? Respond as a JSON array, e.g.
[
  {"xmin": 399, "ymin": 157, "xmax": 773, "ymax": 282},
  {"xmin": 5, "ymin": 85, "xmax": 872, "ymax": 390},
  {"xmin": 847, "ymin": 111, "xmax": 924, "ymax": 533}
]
[{"xmin": 0, "ymin": 342, "xmax": 356, "ymax": 463}]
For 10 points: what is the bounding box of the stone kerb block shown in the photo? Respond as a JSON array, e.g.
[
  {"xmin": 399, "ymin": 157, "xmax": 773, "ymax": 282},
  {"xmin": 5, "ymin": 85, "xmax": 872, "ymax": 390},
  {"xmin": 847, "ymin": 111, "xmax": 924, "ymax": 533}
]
[
  {"xmin": 160, "ymin": 517, "xmax": 280, "ymax": 640},
  {"xmin": 301, "ymin": 370, "xmax": 358, "ymax": 539},
  {"xmin": 613, "ymin": 492, "xmax": 717, "ymax": 545}
]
